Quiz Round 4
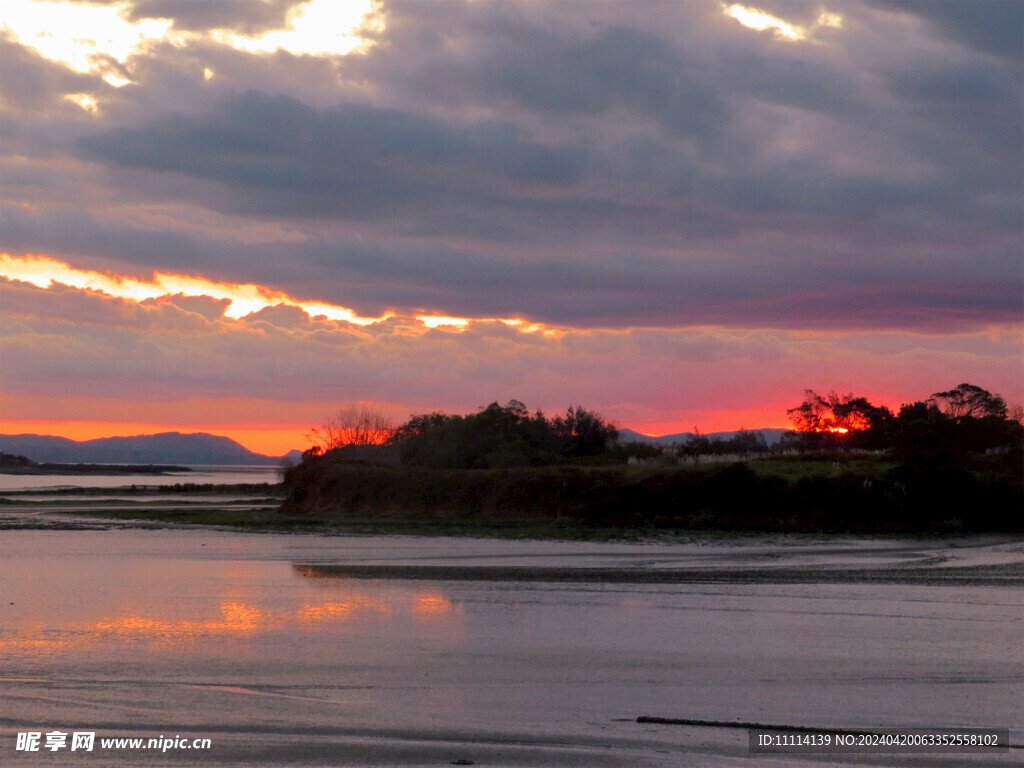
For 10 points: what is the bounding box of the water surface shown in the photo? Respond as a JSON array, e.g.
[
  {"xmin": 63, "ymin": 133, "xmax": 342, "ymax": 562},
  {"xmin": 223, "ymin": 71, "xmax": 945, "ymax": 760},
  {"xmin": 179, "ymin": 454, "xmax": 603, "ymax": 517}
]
[
  {"xmin": 0, "ymin": 466, "xmax": 281, "ymax": 492},
  {"xmin": 1, "ymin": 528, "xmax": 1020, "ymax": 766}
]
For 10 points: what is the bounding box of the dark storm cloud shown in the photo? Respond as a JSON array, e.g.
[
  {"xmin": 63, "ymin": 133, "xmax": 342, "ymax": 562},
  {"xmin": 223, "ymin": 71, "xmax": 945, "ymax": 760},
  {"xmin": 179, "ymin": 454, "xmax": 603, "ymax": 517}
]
[
  {"xmin": 412, "ymin": 22, "xmax": 730, "ymax": 139},
  {"xmin": 67, "ymin": 0, "xmax": 303, "ymax": 35},
  {"xmin": 0, "ymin": 205, "xmax": 224, "ymax": 275},
  {"xmin": 881, "ymin": 57, "xmax": 1022, "ymax": 159},
  {"xmin": 77, "ymin": 92, "xmax": 587, "ymax": 220},
  {"xmin": 127, "ymin": 0, "xmax": 296, "ymax": 33},
  {"xmin": 869, "ymin": 0, "xmax": 1024, "ymax": 60},
  {"xmin": 16, "ymin": 199, "xmax": 1017, "ymax": 331}
]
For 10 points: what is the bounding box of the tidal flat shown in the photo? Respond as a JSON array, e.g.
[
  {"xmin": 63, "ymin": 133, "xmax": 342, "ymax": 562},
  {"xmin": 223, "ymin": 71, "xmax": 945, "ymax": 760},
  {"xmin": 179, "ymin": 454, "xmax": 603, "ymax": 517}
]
[{"xmin": 0, "ymin": 521, "xmax": 1020, "ymax": 767}]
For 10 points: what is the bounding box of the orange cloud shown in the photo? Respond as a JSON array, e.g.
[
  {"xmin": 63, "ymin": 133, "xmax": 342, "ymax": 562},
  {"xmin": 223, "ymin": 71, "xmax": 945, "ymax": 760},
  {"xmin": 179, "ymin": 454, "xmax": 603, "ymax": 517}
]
[
  {"xmin": 0, "ymin": 253, "xmax": 565, "ymax": 337},
  {"xmin": 0, "ymin": 252, "xmax": 393, "ymax": 324}
]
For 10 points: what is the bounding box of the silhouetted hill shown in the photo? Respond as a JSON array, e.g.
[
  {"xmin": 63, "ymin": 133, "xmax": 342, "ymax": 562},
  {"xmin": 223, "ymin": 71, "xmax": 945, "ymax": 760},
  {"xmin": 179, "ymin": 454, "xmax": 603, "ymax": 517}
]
[
  {"xmin": 0, "ymin": 432, "xmax": 296, "ymax": 466},
  {"xmin": 617, "ymin": 428, "xmax": 790, "ymax": 446}
]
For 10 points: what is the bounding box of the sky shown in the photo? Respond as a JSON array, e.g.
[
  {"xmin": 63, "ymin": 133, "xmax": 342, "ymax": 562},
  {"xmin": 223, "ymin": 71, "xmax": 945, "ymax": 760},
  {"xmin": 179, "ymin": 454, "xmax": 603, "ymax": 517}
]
[{"xmin": 0, "ymin": 0, "xmax": 1021, "ymax": 456}]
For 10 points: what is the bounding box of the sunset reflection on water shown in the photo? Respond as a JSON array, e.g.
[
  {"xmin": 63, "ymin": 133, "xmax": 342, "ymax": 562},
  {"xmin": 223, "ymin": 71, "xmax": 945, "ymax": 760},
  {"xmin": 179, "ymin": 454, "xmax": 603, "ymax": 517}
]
[
  {"xmin": 0, "ymin": 584, "xmax": 459, "ymax": 655},
  {"xmin": 412, "ymin": 595, "xmax": 453, "ymax": 617}
]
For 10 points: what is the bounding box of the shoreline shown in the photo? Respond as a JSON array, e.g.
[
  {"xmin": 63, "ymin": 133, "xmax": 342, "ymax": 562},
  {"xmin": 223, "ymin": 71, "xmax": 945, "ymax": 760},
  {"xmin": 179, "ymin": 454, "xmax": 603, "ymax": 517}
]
[
  {"xmin": 293, "ymin": 561, "xmax": 1024, "ymax": 586},
  {"xmin": 2, "ymin": 501, "xmax": 1021, "ymax": 547},
  {"xmin": 7, "ymin": 502, "xmax": 1019, "ymax": 541},
  {"xmin": 1, "ymin": 508, "xmax": 1020, "ymax": 589},
  {"xmin": 0, "ymin": 464, "xmax": 192, "ymax": 476}
]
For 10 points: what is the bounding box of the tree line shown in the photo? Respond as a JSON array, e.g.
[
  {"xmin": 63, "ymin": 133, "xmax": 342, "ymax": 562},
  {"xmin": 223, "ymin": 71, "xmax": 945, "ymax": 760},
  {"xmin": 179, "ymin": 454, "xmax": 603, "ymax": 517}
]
[
  {"xmin": 783, "ymin": 382, "xmax": 1022, "ymax": 457},
  {"xmin": 305, "ymin": 400, "xmax": 618, "ymax": 469},
  {"xmin": 286, "ymin": 383, "xmax": 1021, "ymax": 532},
  {"xmin": 303, "ymin": 382, "xmax": 1021, "ymax": 470}
]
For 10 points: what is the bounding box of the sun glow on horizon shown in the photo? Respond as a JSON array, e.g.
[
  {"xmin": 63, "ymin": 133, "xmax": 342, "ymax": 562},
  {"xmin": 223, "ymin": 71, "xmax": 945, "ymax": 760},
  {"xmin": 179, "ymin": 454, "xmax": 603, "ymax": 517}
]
[{"xmin": 630, "ymin": 407, "xmax": 794, "ymax": 439}]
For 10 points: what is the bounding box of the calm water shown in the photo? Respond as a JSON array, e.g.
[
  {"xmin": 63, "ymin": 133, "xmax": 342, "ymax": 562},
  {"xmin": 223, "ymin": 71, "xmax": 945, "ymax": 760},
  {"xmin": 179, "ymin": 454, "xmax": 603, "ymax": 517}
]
[
  {"xmin": 0, "ymin": 529, "xmax": 1020, "ymax": 766},
  {"xmin": 0, "ymin": 466, "xmax": 282, "ymax": 492}
]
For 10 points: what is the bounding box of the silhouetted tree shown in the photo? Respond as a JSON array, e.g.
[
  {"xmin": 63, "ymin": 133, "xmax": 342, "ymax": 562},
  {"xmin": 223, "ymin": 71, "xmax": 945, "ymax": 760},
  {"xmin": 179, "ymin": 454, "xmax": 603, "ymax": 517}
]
[
  {"xmin": 787, "ymin": 390, "xmax": 892, "ymax": 446},
  {"xmin": 390, "ymin": 412, "xmax": 452, "ymax": 442},
  {"xmin": 679, "ymin": 427, "xmax": 713, "ymax": 458},
  {"xmin": 552, "ymin": 405, "xmax": 618, "ymax": 457},
  {"xmin": 727, "ymin": 429, "xmax": 769, "ymax": 454},
  {"xmin": 897, "ymin": 400, "xmax": 944, "ymax": 423},
  {"xmin": 929, "ymin": 383, "xmax": 1007, "ymax": 422},
  {"xmin": 1008, "ymin": 403, "xmax": 1024, "ymax": 423},
  {"xmin": 308, "ymin": 404, "xmax": 394, "ymax": 451},
  {"xmin": 890, "ymin": 385, "xmax": 1022, "ymax": 460},
  {"xmin": 387, "ymin": 400, "xmax": 616, "ymax": 468},
  {"xmin": 787, "ymin": 391, "xmax": 835, "ymax": 433}
]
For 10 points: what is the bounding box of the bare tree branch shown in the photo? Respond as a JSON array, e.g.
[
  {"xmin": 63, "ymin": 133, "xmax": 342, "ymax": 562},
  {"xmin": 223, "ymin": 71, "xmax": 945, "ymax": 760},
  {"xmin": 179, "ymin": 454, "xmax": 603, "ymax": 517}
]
[{"xmin": 307, "ymin": 404, "xmax": 394, "ymax": 450}]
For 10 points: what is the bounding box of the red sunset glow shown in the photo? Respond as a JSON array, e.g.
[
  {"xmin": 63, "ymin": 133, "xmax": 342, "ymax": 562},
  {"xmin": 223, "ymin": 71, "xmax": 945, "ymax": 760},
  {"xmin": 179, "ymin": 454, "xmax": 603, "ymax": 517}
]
[
  {"xmin": 3, "ymin": 246, "xmax": 1020, "ymax": 455},
  {"xmin": 8, "ymin": 251, "xmax": 1014, "ymax": 455}
]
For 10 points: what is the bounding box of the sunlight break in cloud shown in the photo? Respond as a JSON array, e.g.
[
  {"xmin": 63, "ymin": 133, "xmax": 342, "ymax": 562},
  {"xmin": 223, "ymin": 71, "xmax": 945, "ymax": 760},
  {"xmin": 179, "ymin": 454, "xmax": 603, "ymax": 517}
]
[
  {"xmin": 723, "ymin": 4, "xmax": 842, "ymax": 41},
  {"xmin": 1, "ymin": 0, "xmax": 379, "ymax": 88},
  {"xmin": 64, "ymin": 93, "xmax": 98, "ymax": 113},
  {"xmin": 1, "ymin": 0, "xmax": 170, "ymax": 86},
  {"xmin": 0, "ymin": 253, "xmax": 392, "ymax": 324},
  {"xmin": 416, "ymin": 316, "xmax": 470, "ymax": 329},
  {"xmin": 816, "ymin": 11, "xmax": 843, "ymax": 29},
  {"xmin": 0, "ymin": 253, "xmax": 562, "ymax": 335},
  {"xmin": 211, "ymin": 0, "xmax": 383, "ymax": 56},
  {"xmin": 724, "ymin": 4, "xmax": 804, "ymax": 40}
]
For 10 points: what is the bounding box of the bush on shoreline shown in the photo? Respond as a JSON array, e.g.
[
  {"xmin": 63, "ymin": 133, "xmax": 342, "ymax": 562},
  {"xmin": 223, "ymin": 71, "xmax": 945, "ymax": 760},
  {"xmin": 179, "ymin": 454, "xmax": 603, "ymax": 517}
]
[{"xmin": 283, "ymin": 453, "xmax": 1023, "ymax": 534}]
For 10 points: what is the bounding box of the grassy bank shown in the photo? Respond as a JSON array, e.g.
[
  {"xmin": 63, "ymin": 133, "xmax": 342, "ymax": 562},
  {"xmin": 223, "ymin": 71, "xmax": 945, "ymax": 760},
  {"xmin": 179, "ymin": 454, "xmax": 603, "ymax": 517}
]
[
  {"xmin": 4, "ymin": 452, "xmax": 1017, "ymax": 538},
  {"xmin": 283, "ymin": 450, "xmax": 1022, "ymax": 534}
]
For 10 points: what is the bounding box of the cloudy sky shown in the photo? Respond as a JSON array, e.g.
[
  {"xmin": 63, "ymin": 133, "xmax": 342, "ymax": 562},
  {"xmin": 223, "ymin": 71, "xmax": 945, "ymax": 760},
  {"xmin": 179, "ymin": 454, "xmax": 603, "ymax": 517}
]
[{"xmin": 1, "ymin": 0, "xmax": 1021, "ymax": 454}]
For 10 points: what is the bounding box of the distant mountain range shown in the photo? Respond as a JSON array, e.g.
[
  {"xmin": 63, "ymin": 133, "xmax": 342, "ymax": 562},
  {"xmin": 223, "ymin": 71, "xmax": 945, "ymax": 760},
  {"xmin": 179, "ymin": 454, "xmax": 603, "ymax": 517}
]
[
  {"xmin": 0, "ymin": 432, "xmax": 303, "ymax": 466},
  {"xmin": 1, "ymin": 427, "xmax": 790, "ymax": 466},
  {"xmin": 617, "ymin": 427, "xmax": 790, "ymax": 446}
]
